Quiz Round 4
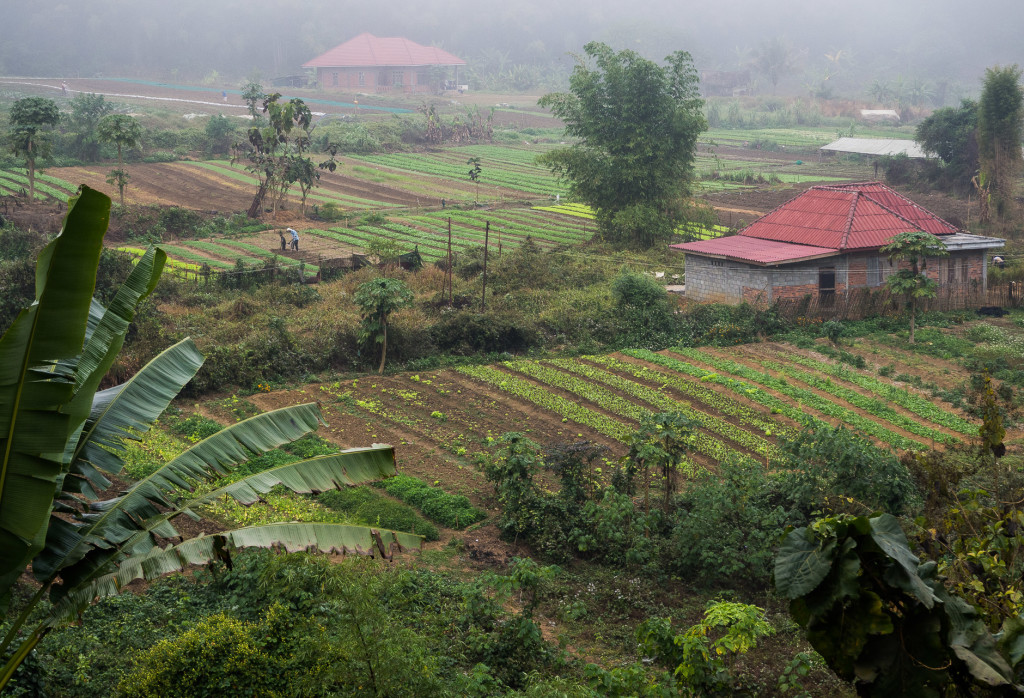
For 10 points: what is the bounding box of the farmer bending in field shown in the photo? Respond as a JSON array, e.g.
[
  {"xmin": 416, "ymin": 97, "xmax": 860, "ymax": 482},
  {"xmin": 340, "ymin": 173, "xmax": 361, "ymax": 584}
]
[{"xmin": 288, "ymin": 227, "xmax": 299, "ymax": 251}]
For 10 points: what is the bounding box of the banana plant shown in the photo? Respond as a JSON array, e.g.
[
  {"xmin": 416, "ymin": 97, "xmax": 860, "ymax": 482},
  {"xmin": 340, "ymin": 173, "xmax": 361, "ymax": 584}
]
[{"xmin": 0, "ymin": 186, "xmax": 420, "ymax": 689}]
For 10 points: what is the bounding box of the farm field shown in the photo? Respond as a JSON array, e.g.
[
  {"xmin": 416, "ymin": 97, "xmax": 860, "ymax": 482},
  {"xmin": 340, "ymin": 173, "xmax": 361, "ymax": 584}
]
[{"xmin": 234, "ymin": 337, "xmax": 985, "ymax": 502}]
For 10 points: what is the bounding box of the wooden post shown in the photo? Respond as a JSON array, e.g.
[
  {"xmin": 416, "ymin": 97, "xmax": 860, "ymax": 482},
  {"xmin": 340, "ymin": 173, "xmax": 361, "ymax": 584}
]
[
  {"xmin": 446, "ymin": 217, "xmax": 453, "ymax": 306},
  {"xmin": 481, "ymin": 221, "xmax": 489, "ymax": 312}
]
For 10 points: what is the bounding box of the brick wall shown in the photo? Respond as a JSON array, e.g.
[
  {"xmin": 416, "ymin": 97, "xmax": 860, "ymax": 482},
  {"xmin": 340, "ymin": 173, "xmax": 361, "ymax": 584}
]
[{"xmin": 683, "ymin": 255, "xmax": 771, "ymax": 302}]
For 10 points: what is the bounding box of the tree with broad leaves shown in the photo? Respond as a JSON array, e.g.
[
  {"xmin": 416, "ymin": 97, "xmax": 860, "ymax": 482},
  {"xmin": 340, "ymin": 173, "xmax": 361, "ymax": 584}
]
[
  {"xmin": 0, "ymin": 187, "xmax": 420, "ymax": 690},
  {"xmin": 7, "ymin": 97, "xmax": 60, "ymax": 201},
  {"xmin": 467, "ymin": 156, "xmax": 482, "ymax": 202},
  {"xmin": 977, "ymin": 64, "xmax": 1024, "ymax": 221},
  {"xmin": 880, "ymin": 230, "xmax": 948, "ymax": 344},
  {"xmin": 538, "ymin": 42, "xmax": 706, "ymax": 249},
  {"xmin": 96, "ymin": 113, "xmax": 143, "ymax": 206},
  {"xmin": 775, "ymin": 513, "xmax": 1024, "ymax": 696},
  {"xmin": 67, "ymin": 92, "xmax": 112, "ymax": 162},
  {"xmin": 623, "ymin": 412, "xmax": 698, "ymax": 512},
  {"xmin": 354, "ymin": 277, "xmax": 414, "ymax": 374}
]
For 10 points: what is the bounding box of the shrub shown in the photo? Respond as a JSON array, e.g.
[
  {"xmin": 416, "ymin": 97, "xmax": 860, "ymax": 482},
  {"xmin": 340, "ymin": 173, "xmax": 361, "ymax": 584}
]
[
  {"xmin": 665, "ymin": 457, "xmax": 800, "ymax": 588},
  {"xmin": 378, "ymin": 474, "xmax": 485, "ymax": 529},
  {"xmin": 318, "ymin": 488, "xmax": 440, "ymax": 541}
]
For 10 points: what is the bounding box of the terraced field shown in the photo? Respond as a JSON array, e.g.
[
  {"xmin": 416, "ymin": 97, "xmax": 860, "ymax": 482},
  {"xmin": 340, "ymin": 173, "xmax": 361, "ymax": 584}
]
[{"xmin": 244, "ymin": 340, "xmax": 979, "ymax": 496}]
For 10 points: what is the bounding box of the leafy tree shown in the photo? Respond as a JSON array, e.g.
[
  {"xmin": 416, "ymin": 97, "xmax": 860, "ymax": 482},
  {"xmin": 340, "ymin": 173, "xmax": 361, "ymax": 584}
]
[
  {"xmin": 623, "ymin": 412, "xmax": 697, "ymax": 512},
  {"xmin": 353, "ymin": 276, "xmax": 413, "ymax": 374},
  {"xmin": 977, "ymin": 65, "xmax": 1024, "ymax": 220},
  {"xmin": 880, "ymin": 230, "xmax": 948, "ymax": 344},
  {"xmin": 538, "ymin": 42, "xmax": 706, "ymax": 249},
  {"xmin": 203, "ymin": 113, "xmax": 236, "ymax": 155},
  {"xmin": 0, "ymin": 187, "xmax": 421, "ymax": 689},
  {"xmin": 775, "ymin": 513, "xmax": 1023, "ymax": 696},
  {"xmin": 467, "ymin": 156, "xmax": 482, "ymax": 201},
  {"xmin": 67, "ymin": 92, "xmax": 113, "ymax": 162},
  {"xmin": 915, "ymin": 98, "xmax": 978, "ymax": 191},
  {"xmin": 754, "ymin": 37, "xmax": 796, "ymax": 95},
  {"xmin": 6, "ymin": 97, "xmax": 60, "ymax": 200},
  {"xmin": 240, "ymin": 80, "xmax": 266, "ymax": 121},
  {"xmin": 96, "ymin": 113, "xmax": 143, "ymax": 205}
]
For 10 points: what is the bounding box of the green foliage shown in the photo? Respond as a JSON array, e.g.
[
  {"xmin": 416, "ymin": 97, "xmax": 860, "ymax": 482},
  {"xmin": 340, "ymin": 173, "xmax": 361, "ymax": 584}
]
[
  {"xmin": 775, "ymin": 513, "xmax": 1022, "ymax": 696},
  {"xmin": 610, "ymin": 268, "xmax": 676, "ymax": 348},
  {"xmin": 622, "ymin": 412, "xmax": 697, "ymax": 511},
  {"xmin": 7, "ymin": 97, "xmax": 60, "ymax": 199},
  {"xmin": 779, "ymin": 421, "xmax": 921, "ymax": 517},
  {"xmin": 203, "ymin": 113, "xmax": 237, "ymax": 156},
  {"xmin": 378, "ymin": 474, "xmax": 485, "ymax": 529},
  {"xmin": 353, "ymin": 276, "xmax": 414, "ymax": 373},
  {"xmin": 67, "ymin": 92, "xmax": 113, "ymax": 162},
  {"xmin": 589, "ymin": 602, "xmax": 774, "ymax": 696},
  {"xmin": 977, "ymin": 65, "xmax": 1024, "ymax": 219},
  {"xmin": 318, "ymin": 487, "xmax": 440, "ymax": 541},
  {"xmin": 666, "ymin": 457, "xmax": 800, "ymax": 588},
  {"xmin": 915, "ymin": 99, "xmax": 979, "ymax": 191},
  {"xmin": 880, "ymin": 231, "xmax": 949, "ymax": 344},
  {"xmin": 538, "ymin": 42, "xmax": 706, "ymax": 248}
]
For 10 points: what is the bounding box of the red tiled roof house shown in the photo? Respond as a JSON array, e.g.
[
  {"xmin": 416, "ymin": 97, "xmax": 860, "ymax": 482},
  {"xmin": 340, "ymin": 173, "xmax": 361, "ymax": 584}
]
[
  {"xmin": 303, "ymin": 33, "xmax": 466, "ymax": 94},
  {"xmin": 671, "ymin": 182, "xmax": 1004, "ymax": 304}
]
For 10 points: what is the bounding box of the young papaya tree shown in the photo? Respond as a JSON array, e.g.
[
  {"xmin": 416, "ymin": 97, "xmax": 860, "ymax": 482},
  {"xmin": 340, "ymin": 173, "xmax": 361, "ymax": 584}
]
[
  {"xmin": 0, "ymin": 186, "xmax": 420, "ymax": 689},
  {"xmin": 880, "ymin": 230, "xmax": 948, "ymax": 344}
]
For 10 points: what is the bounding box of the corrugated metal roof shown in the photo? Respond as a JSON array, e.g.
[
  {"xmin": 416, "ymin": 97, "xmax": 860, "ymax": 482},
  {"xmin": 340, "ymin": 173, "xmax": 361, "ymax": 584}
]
[
  {"xmin": 820, "ymin": 137, "xmax": 933, "ymax": 158},
  {"xmin": 304, "ymin": 33, "xmax": 465, "ymax": 69},
  {"xmin": 676, "ymin": 182, "xmax": 965, "ymax": 265},
  {"xmin": 670, "ymin": 237, "xmax": 838, "ymax": 265}
]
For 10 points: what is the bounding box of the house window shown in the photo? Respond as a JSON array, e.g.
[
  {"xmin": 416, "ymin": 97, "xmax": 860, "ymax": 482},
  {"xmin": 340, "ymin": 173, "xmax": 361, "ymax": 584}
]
[
  {"xmin": 960, "ymin": 258, "xmax": 969, "ymax": 283},
  {"xmin": 709, "ymin": 259, "xmax": 724, "ymax": 267},
  {"xmin": 818, "ymin": 266, "xmax": 836, "ymax": 303},
  {"xmin": 945, "ymin": 258, "xmax": 955, "ymax": 284},
  {"xmin": 358, "ymin": 72, "xmax": 365, "ymax": 86},
  {"xmin": 331, "ymin": 72, "xmax": 339, "ymax": 87},
  {"xmin": 393, "ymin": 71, "xmax": 404, "ymax": 86},
  {"xmin": 867, "ymin": 256, "xmax": 881, "ymax": 286}
]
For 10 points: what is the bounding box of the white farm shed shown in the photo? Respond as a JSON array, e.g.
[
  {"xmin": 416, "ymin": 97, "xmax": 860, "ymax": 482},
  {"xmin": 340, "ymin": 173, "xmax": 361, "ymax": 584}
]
[{"xmin": 820, "ymin": 137, "xmax": 935, "ymax": 159}]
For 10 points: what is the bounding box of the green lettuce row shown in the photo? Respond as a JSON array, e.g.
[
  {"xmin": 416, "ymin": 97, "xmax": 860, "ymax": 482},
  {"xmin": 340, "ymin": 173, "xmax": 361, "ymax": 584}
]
[
  {"xmin": 760, "ymin": 360, "xmax": 959, "ymax": 446},
  {"xmin": 765, "ymin": 349, "xmax": 976, "ymax": 435},
  {"xmin": 670, "ymin": 348, "xmax": 924, "ymax": 451},
  {"xmin": 585, "ymin": 355, "xmax": 793, "ymax": 439},
  {"xmin": 454, "ymin": 365, "xmax": 632, "ymax": 441},
  {"xmin": 532, "ymin": 359, "xmax": 776, "ymax": 459}
]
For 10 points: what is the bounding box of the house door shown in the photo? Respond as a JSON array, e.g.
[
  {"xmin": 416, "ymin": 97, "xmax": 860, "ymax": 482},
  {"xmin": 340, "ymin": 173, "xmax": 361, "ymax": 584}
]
[{"xmin": 818, "ymin": 266, "xmax": 836, "ymax": 303}]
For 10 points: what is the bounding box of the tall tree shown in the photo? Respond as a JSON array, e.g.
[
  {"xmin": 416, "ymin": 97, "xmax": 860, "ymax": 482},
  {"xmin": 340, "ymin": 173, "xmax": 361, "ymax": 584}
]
[
  {"xmin": 915, "ymin": 98, "xmax": 978, "ymax": 191},
  {"xmin": 538, "ymin": 42, "xmax": 706, "ymax": 249},
  {"xmin": 7, "ymin": 97, "xmax": 60, "ymax": 200},
  {"xmin": 354, "ymin": 277, "xmax": 413, "ymax": 375},
  {"xmin": 0, "ymin": 187, "xmax": 420, "ymax": 689},
  {"xmin": 880, "ymin": 230, "xmax": 948, "ymax": 344},
  {"xmin": 754, "ymin": 38, "xmax": 796, "ymax": 95},
  {"xmin": 96, "ymin": 113, "xmax": 143, "ymax": 206},
  {"xmin": 977, "ymin": 64, "xmax": 1024, "ymax": 220},
  {"xmin": 67, "ymin": 92, "xmax": 112, "ymax": 162}
]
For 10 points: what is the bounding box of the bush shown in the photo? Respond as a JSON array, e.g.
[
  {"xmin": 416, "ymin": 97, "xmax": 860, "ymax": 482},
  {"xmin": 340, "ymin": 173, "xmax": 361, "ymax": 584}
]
[
  {"xmin": 377, "ymin": 474, "xmax": 485, "ymax": 529},
  {"xmin": 430, "ymin": 311, "xmax": 539, "ymax": 355},
  {"xmin": 318, "ymin": 487, "xmax": 440, "ymax": 541}
]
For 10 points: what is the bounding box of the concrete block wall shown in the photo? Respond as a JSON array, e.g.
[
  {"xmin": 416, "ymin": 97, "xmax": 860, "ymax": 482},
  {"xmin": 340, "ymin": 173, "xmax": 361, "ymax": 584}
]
[{"xmin": 684, "ymin": 255, "xmax": 771, "ymax": 303}]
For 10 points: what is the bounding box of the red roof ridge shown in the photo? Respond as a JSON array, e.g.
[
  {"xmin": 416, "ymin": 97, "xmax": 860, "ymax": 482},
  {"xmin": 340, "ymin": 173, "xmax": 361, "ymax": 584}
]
[
  {"xmin": 733, "ymin": 186, "xmax": 815, "ymax": 236},
  {"xmin": 839, "ymin": 191, "xmax": 860, "ymax": 250},
  {"xmin": 815, "ymin": 180, "xmax": 959, "ymax": 235}
]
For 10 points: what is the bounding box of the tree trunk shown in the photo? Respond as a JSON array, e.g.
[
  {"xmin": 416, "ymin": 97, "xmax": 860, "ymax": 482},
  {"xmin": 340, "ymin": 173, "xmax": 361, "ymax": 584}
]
[
  {"xmin": 378, "ymin": 319, "xmax": 387, "ymax": 375},
  {"xmin": 247, "ymin": 180, "xmax": 268, "ymax": 219},
  {"xmin": 909, "ymin": 297, "xmax": 916, "ymax": 344}
]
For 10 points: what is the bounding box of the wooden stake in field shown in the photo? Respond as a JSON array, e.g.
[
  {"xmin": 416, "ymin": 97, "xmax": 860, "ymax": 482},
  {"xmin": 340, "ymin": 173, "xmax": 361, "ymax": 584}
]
[
  {"xmin": 443, "ymin": 217, "xmax": 453, "ymax": 307},
  {"xmin": 481, "ymin": 221, "xmax": 489, "ymax": 312}
]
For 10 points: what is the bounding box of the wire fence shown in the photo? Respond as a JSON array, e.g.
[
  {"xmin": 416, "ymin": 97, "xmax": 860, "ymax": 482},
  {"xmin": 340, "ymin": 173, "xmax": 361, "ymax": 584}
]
[{"xmin": 770, "ymin": 283, "xmax": 1024, "ymax": 322}]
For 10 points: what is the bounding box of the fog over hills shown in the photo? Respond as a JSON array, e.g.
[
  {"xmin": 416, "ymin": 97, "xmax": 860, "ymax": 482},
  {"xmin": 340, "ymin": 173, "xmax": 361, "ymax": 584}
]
[{"xmin": 3, "ymin": 0, "xmax": 1022, "ymax": 100}]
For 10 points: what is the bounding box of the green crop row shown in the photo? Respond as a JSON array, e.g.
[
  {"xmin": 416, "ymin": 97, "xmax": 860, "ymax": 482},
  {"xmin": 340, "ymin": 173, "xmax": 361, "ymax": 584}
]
[
  {"xmin": 0, "ymin": 170, "xmax": 69, "ymax": 201},
  {"xmin": 532, "ymin": 359, "xmax": 776, "ymax": 459},
  {"xmin": 770, "ymin": 350, "xmax": 977, "ymax": 435},
  {"xmin": 760, "ymin": 360, "xmax": 959, "ymax": 446},
  {"xmin": 9, "ymin": 168, "xmax": 78, "ymax": 193},
  {"xmin": 158, "ymin": 245, "xmax": 234, "ymax": 269},
  {"xmin": 586, "ymin": 355, "xmax": 792, "ymax": 439},
  {"xmin": 187, "ymin": 241, "xmax": 264, "ymax": 265},
  {"xmin": 670, "ymin": 348, "xmax": 924, "ymax": 451},
  {"xmin": 455, "ymin": 364, "xmax": 632, "ymax": 441},
  {"xmin": 375, "ymin": 474, "xmax": 485, "ymax": 530}
]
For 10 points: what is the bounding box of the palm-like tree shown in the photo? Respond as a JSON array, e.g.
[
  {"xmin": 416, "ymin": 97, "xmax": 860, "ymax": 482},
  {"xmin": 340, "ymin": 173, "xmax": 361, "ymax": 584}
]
[
  {"xmin": 0, "ymin": 187, "xmax": 420, "ymax": 689},
  {"xmin": 97, "ymin": 114, "xmax": 143, "ymax": 205}
]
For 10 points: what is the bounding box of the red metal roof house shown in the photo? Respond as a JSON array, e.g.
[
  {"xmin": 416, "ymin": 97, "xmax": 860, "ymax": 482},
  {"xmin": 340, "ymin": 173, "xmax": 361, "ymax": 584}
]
[
  {"xmin": 671, "ymin": 182, "xmax": 1004, "ymax": 304},
  {"xmin": 303, "ymin": 33, "xmax": 466, "ymax": 94}
]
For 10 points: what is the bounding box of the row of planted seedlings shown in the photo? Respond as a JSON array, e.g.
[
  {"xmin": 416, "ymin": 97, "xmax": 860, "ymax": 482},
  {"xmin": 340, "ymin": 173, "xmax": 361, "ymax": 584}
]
[
  {"xmin": 349, "ymin": 152, "xmax": 564, "ymax": 195},
  {"xmin": 503, "ymin": 359, "xmax": 780, "ymax": 462},
  {"xmin": 184, "ymin": 160, "xmax": 397, "ymax": 209},
  {"xmin": 667, "ymin": 347, "xmax": 929, "ymax": 451},
  {"xmin": 0, "ymin": 169, "xmax": 73, "ymax": 201},
  {"xmin": 748, "ymin": 345, "xmax": 974, "ymax": 439}
]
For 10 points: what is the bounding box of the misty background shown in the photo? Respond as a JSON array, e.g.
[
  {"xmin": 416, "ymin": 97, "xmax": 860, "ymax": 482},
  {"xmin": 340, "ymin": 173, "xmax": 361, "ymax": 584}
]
[{"xmin": 3, "ymin": 0, "xmax": 1024, "ymax": 102}]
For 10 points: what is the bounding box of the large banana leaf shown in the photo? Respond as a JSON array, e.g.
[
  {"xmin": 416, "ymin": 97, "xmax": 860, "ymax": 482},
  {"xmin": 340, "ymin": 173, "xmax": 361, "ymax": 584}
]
[
  {"xmin": 0, "ymin": 187, "xmax": 109, "ymax": 600},
  {"xmin": 38, "ymin": 403, "xmax": 326, "ymax": 590},
  {"xmin": 65, "ymin": 337, "xmax": 204, "ymax": 497},
  {"xmin": 193, "ymin": 445, "xmax": 399, "ymax": 506},
  {"xmin": 45, "ymin": 522, "xmax": 423, "ymax": 625}
]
